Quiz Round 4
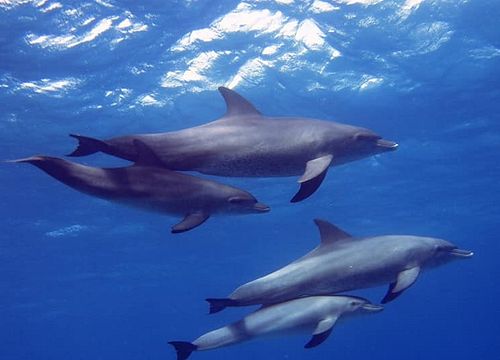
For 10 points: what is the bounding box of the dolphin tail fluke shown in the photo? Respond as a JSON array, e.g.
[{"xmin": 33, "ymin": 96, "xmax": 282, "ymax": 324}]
[
  {"xmin": 168, "ymin": 341, "xmax": 197, "ymax": 360},
  {"xmin": 205, "ymin": 298, "xmax": 239, "ymax": 314},
  {"xmin": 67, "ymin": 134, "xmax": 107, "ymax": 157}
]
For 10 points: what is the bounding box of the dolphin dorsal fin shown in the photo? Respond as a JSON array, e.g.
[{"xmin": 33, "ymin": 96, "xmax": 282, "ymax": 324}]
[
  {"xmin": 314, "ymin": 219, "xmax": 352, "ymax": 246},
  {"xmin": 218, "ymin": 86, "xmax": 262, "ymax": 118},
  {"xmin": 132, "ymin": 139, "xmax": 165, "ymax": 167}
]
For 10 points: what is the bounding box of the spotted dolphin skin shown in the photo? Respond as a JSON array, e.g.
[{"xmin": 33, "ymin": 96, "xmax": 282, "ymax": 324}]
[
  {"xmin": 67, "ymin": 87, "xmax": 398, "ymax": 202},
  {"xmin": 169, "ymin": 295, "xmax": 382, "ymax": 360},
  {"xmin": 10, "ymin": 140, "xmax": 269, "ymax": 234},
  {"xmin": 207, "ymin": 219, "xmax": 473, "ymax": 312}
]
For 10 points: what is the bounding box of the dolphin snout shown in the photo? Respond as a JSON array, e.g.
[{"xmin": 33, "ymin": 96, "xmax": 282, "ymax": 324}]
[
  {"xmin": 376, "ymin": 139, "xmax": 398, "ymax": 150},
  {"xmin": 361, "ymin": 303, "xmax": 384, "ymax": 312},
  {"xmin": 253, "ymin": 202, "xmax": 271, "ymax": 212},
  {"xmin": 450, "ymin": 248, "xmax": 474, "ymax": 258}
]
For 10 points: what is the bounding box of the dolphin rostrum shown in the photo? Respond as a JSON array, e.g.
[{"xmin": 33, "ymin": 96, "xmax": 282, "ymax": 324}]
[
  {"xmin": 10, "ymin": 140, "xmax": 269, "ymax": 234},
  {"xmin": 169, "ymin": 295, "xmax": 382, "ymax": 359},
  {"xmin": 67, "ymin": 87, "xmax": 398, "ymax": 202},
  {"xmin": 207, "ymin": 219, "xmax": 473, "ymax": 312}
]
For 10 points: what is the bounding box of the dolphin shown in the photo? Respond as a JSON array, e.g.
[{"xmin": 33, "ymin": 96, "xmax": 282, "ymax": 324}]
[
  {"xmin": 9, "ymin": 140, "xmax": 269, "ymax": 234},
  {"xmin": 169, "ymin": 295, "xmax": 382, "ymax": 359},
  {"xmin": 67, "ymin": 87, "xmax": 398, "ymax": 202},
  {"xmin": 206, "ymin": 219, "xmax": 473, "ymax": 312}
]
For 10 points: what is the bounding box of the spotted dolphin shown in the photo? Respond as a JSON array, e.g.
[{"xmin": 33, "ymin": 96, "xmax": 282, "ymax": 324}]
[
  {"xmin": 169, "ymin": 295, "xmax": 382, "ymax": 360},
  {"xmin": 10, "ymin": 140, "xmax": 269, "ymax": 234},
  {"xmin": 67, "ymin": 87, "xmax": 398, "ymax": 202},
  {"xmin": 207, "ymin": 219, "xmax": 473, "ymax": 312}
]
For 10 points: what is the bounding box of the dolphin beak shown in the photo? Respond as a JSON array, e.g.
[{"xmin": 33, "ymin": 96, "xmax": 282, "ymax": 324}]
[
  {"xmin": 361, "ymin": 303, "xmax": 384, "ymax": 312},
  {"xmin": 253, "ymin": 202, "xmax": 270, "ymax": 212},
  {"xmin": 450, "ymin": 248, "xmax": 474, "ymax": 258},
  {"xmin": 376, "ymin": 139, "xmax": 398, "ymax": 150}
]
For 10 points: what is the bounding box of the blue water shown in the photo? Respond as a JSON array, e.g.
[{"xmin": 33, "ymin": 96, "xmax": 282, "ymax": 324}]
[{"xmin": 1, "ymin": 1, "xmax": 499, "ymax": 359}]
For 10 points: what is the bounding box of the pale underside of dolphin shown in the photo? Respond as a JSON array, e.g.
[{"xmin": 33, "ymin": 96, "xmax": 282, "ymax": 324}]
[
  {"xmin": 10, "ymin": 140, "xmax": 269, "ymax": 234},
  {"xmin": 169, "ymin": 295, "xmax": 383, "ymax": 360},
  {"xmin": 67, "ymin": 87, "xmax": 398, "ymax": 202},
  {"xmin": 207, "ymin": 219, "xmax": 473, "ymax": 312}
]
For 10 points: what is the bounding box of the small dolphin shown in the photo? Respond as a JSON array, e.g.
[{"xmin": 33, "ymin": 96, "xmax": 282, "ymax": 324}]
[
  {"xmin": 169, "ymin": 295, "xmax": 382, "ymax": 359},
  {"xmin": 67, "ymin": 87, "xmax": 398, "ymax": 202},
  {"xmin": 207, "ymin": 219, "xmax": 473, "ymax": 312},
  {"xmin": 10, "ymin": 140, "xmax": 269, "ymax": 233}
]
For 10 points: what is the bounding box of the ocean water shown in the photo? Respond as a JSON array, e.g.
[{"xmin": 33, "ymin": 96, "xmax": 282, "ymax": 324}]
[{"xmin": 1, "ymin": 0, "xmax": 499, "ymax": 359}]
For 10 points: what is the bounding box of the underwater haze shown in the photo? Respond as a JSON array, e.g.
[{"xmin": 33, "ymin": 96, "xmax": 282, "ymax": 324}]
[{"xmin": 1, "ymin": 0, "xmax": 499, "ymax": 359}]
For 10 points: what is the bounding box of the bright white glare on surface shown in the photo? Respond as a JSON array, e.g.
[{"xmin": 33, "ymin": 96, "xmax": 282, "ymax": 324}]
[
  {"xmin": 310, "ymin": 0, "xmax": 339, "ymax": 13},
  {"xmin": 18, "ymin": 78, "xmax": 81, "ymax": 95}
]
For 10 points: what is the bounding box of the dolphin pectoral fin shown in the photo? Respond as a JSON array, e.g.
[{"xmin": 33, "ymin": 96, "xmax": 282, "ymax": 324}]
[
  {"xmin": 291, "ymin": 171, "xmax": 326, "ymax": 203},
  {"xmin": 304, "ymin": 316, "xmax": 338, "ymax": 348},
  {"xmin": 171, "ymin": 212, "xmax": 209, "ymax": 233},
  {"xmin": 299, "ymin": 154, "xmax": 334, "ymax": 183},
  {"xmin": 381, "ymin": 266, "xmax": 421, "ymax": 304},
  {"xmin": 304, "ymin": 329, "xmax": 333, "ymax": 349},
  {"xmin": 291, "ymin": 155, "xmax": 333, "ymax": 203}
]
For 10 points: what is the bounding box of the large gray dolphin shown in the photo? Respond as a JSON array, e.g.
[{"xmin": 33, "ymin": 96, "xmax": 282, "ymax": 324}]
[
  {"xmin": 207, "ymin": 219, "xmax": 473, "ymax": 312},
  {"xmin": 67, "ymin": 87, "xmax": 398, "ymax": 202},
  {"xmin": 169, "ymin": 295, "xmax": 382, "ymax": 360},
  {"xmin": 10, "ymin": 140, "xmax": 269, "ymax": 234}
]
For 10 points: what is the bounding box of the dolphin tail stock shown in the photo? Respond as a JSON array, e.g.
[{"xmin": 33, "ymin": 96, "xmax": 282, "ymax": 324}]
[
  {"xmin": 168, "ymin": 341, "xmax": 197, "ymax": 360},
  {"xmin": 67, "ymin": 134, "xmax": 108, "ymax": 157},
  {"xmin": 205, "ymin": 298, "xmax": 239, "ymax": 314}
]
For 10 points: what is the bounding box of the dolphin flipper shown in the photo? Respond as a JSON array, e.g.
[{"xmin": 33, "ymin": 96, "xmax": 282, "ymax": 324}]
[
  {"xmin": 304, "ymin": 316, "xmax": 338, "ymax": 348},
  {"xmin": 171, "ymin": 212, "xmax": 209, "ymax": 233},
  {"xmin": 381, "ymin": 266, "xmax": 421, "ymax": 304},
  {"xmin": 291, "ymin": 154, "xmax": 333, "ymax": 203}
]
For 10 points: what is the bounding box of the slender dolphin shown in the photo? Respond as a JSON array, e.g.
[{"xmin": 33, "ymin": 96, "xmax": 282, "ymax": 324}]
[
  {"xmin": 169, "ymin": 295, "xmax": 382, "ymax": 360},
  {"xmin": 207, "ymin": 219, "xmax": 473, "ymax": 312},
  {"xmin": 9, "ymin": 140, "xmax": 269, "ymax": 233},
  {"xmin": 67, "ymin": 87, "xmax": 398, "ymax": 202}
]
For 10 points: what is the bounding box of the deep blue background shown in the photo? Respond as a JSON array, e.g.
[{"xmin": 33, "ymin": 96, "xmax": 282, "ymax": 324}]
[{"xmin": 1, "ymin": 1, "xmax": 499, "ymax": 359}]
